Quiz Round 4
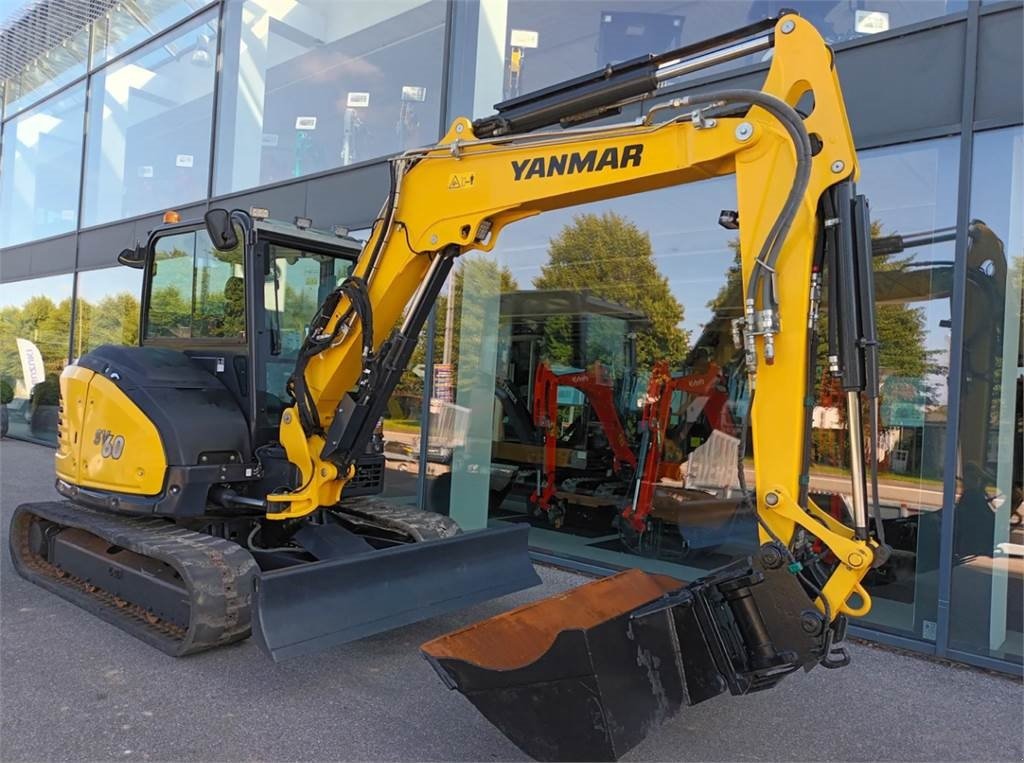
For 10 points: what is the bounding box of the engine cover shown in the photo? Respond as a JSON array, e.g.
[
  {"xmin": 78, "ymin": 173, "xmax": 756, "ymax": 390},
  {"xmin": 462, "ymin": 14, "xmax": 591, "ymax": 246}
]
[{"xmin": 56, "ymin": 345, "xmax": 251, "ymax": 516}]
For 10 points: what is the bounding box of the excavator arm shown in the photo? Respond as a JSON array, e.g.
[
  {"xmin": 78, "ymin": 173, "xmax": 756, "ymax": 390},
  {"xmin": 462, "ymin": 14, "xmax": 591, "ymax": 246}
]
[
  {"xmin": 267, "ymin": 10, "xmax": 876, "ymax": 618},
  {"xmin": 260, "ymin": 12, "xmax": 886, "ymax": 759}
]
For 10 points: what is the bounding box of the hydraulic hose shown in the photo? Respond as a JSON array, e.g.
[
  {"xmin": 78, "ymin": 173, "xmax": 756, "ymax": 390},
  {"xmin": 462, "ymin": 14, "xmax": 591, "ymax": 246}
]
[{"xmin": 675, "ymin": 90, "xmax": 813, "ymax": 313}]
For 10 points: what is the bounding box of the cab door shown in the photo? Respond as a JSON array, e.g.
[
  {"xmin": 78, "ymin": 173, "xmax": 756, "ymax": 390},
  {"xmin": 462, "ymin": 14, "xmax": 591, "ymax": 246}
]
[{"xmin": 140, "ymin": 222, "xmax": 259, "ymax": 439}]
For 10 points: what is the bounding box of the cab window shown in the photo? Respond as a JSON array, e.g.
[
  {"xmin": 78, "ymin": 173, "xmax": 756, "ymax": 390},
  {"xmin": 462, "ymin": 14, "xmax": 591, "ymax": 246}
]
[
  {"xmin": 262, "ymin": 244, "xmax": 354, "ymax": 422},
  {"xmin": 144, "ymin": 228, "xmax": 245, "ymax": 341}
]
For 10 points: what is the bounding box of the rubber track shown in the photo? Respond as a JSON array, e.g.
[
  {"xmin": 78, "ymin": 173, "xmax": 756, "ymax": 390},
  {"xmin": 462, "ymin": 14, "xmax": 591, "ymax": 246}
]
[{"xmin": 10, "ymin": 501, "xmax": 258, "ymax": 657}]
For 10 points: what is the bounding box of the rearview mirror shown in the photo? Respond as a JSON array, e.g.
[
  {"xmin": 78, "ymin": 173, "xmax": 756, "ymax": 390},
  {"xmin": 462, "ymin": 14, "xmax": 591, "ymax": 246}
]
[
  {"xmin": 117, "ymin": 245, "xmax": 146, "ymax": 269},
  {"xmin": 205, "ymin": 208, "xmax": 239, "ymax": 251}
]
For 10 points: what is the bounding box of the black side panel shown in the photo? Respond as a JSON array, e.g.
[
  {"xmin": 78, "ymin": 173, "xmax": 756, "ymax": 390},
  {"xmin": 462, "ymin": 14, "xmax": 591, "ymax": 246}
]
[{"xmin": 78, "ymin": 345, "xmax": 251, "ymax": 466}]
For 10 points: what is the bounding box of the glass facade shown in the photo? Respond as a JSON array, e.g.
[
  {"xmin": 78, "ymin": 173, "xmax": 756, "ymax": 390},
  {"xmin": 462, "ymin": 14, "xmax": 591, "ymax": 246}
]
[
  {"xmin": 3, "ymin": 26, "xmax": 89, "ymax": 117},
  {"xmin": 0, "ymin": 274, "xmax": 74, "ymax": 445},
  {"xmin": 214, "ymin": 0, "xmax": 447, "ymax": 194},
  {"xmin": 0, "ymin": 0, "xmax": 1019, "ymax": 672},
  {"xmin": 72, "ymin": 267, "xmax": 144, "ymax": 358},
  {"xmin": 91, "ymin": 0, "xmax": 211, "ymax": 67},
  {"xmin": 82, "ymin": 10, "xmax": 218, "ymax": 227},
  {"xmin": 463, "ymin": 0, "xmax": 966, "ymax": 118},
  {"xmin": 821, "ymin": 138, "xmax": 960, "ymax": 641},
  {"xmin": 0, "ymin": 84, "xmax": 86, "ymax": 247},
  {"xmin": 948, "ymin": 126, "xmax": 1023, "ymax": 663},
  {"xmin": 433, "ymin": 180, "xmax": 752, "ymax": 578}
]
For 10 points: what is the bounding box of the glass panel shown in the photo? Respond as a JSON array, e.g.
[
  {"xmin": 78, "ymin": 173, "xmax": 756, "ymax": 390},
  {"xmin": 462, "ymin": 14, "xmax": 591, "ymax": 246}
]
[
  {"xmin": 428, "ymin": 136, "xmax": 961, "ymax": 606},
  {"xmin": 92, "ymin": 0, "xmax": 210, "ymax": 67},
  {"xmin": 948, "ymin": 127, "xmax": 1023, "ymax": 665},
  {"xmin": 82, "ymin": 11, "xmax": 218, "ymax": 227},
  {"xmin": 73, "ymin": 267, "xmax": 144, "ymax": 358},
  {"xmin": 144, "ymin": 227, "xmax": 245, "ymax": 341},
  {"xmin": 0, "ymin": 274, "xmax": 74, "ymax": 445},
  {"xmin": 4, "ymin": 26, "xmax": 89, "ymax": 117},
  {"xmin": 383, "ymin": 328, "xmax": 433, "ymax": 505},
  {"xmin": 0, "ymin": 84, "xmax": 86, "ymax": 247},
  {"xmin": 262, "ymin": 242, "xmax": 354, "ymax": 427},
  {"xmin": 214, "ymin": 0, "xmax": 446, "ymax": 194},
  {"xmin": 434, "ymin": 179, "xmax": 755, "ymax": 578},
  {"xmin": 812, "ymin": 137, "xmax": 960, "ymax": 641},
  {"xmin": 461, "ymin": 0, "xmax": 967, "ymax": 119}
]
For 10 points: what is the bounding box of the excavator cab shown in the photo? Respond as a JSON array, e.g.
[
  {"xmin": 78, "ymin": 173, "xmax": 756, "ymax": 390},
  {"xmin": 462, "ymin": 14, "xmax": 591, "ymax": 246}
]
[{"xmin": 126, "ymin": 209, "xmax": 368, "ymax": 457}]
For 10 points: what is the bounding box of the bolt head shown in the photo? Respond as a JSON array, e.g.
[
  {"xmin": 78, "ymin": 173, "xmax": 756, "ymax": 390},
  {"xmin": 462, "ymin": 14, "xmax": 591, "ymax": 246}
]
[
  {"xmin": 759, "ymin": 543, "xmax": 785, "ymax": 569},
  {"xmin": 735, "ymin": 122, "xmax": 753, "ymax": 141},
  {"xmin": 765, "ymin": 491, "xmax": 780, "ymax": 507},
  {"xmin": 455, "ymin": 123, "xmax": 464, "ymax": 133},
  {"xmin": 847, "ymin": 551, "xmax": 865, "ymax": 568},
  {"xmin": 430, "ymin": 234, "xmax": 439, "ymax": 244},
  {"xmin": 283, "ymin": 412, "xmax": 292, "ymax": 424},
  {"xmin": 800, "ymin": 610, "xmax": 824, "ymax": 635},
  {"xmin": 831, "ymin": 160, "xmax": 846, "ymax": 174},
  {"xmin": 781, "ymin": 19, "xmax": 796, "ymax": 34}
]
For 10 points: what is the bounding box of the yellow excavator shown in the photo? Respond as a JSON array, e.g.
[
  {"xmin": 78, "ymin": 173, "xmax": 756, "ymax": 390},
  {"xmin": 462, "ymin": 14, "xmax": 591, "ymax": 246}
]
[{"xmin": 11, "ymin": 12, "xmax": 889, "ymax": 761}]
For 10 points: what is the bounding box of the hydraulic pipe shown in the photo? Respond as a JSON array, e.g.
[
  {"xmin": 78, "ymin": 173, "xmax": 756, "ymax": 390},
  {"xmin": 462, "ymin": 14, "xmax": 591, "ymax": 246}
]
[
  {"xmin": 654, "ymin": 35, "xmax": 773, "ymax": 85},
  {"xmin": 473, "ymin": 14, "xmax": 786, "ymax": 137},
  {"xmin": 845, "ymin": 390, "xmax": 869, "ymax": 540}
]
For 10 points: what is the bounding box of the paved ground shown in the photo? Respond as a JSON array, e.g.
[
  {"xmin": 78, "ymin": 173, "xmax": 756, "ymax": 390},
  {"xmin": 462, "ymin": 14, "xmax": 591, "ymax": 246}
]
[{"xmin": 1, "ymin": 438, "xmax": 1021, "ymax": 762}]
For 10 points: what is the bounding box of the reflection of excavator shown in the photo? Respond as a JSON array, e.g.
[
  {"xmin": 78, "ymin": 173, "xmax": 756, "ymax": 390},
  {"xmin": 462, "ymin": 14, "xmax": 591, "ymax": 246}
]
[
  {"xmin": 621, "ymin": 353, "xmax": 735, "ymax": 532},
  {"xmin": 529, "ymin": 360, "xmax": 636, "ymax": 524},
  {"xmin": 13, "ymin": 13, "xmax": 889, "ymax": 762}
]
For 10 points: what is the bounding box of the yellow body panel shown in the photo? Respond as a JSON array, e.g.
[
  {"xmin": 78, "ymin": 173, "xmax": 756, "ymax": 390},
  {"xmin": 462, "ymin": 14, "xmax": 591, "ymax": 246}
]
[
  {"xmin": 54, "ymin": 364, "xmax": 92, "ymax": 486},
  {"xmin": 56, "ymin": 365, "xmax": 167, "ymax": 496}
]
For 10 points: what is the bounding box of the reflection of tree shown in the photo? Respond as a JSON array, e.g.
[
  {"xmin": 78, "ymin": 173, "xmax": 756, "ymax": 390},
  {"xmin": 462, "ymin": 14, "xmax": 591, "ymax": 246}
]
[
  {"xmin": 74, "ymin": 293, "xmax": 140, "ymax": 355},
  {"xmin": 0, "ymin": 296, "xmax": 74, "ymax": 387},
  {"xmin": 713, "ymin": 221, "xmax": 937, "ymax": 383},
  {"xmin": 534, "ymin": 212, "xmax": 688, "ymax": 366}
]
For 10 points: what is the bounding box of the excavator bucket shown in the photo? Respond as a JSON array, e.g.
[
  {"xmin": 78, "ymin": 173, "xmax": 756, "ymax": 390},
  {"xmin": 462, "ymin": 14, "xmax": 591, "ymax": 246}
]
[
  {"xmin": 422, "ymin": 554, "xmax": 829, "ymax": 762},
  {"xmin": 254, "ymin": 523, "xmax": 540, "ymax": 661}
]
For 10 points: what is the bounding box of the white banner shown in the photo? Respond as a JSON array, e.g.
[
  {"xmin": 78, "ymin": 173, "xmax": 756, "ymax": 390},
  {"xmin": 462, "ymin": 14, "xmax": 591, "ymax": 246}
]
[{"xmin": 16, "ymin": 338, "xmax": 45, "ymax": 394}]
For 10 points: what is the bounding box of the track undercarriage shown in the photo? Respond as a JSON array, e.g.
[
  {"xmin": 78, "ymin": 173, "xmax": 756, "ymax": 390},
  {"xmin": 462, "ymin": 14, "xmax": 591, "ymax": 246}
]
[{"xmin": 10, "ymin": 497, "xmax": 537, "ymax": 660}]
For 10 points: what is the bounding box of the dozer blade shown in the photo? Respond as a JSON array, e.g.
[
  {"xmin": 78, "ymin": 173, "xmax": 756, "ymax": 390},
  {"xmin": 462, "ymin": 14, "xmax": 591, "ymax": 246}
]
[
  {"xmin": 422, "ymin": 552, "xmax": 834, "ymax": 762},
  {"xmin": 253, "ymin": 523, "xmax": 540, "ymax": 661}
]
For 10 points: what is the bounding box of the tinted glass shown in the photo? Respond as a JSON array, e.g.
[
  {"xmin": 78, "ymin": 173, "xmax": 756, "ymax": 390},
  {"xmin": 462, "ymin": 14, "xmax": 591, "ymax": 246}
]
[
  {"xmin": 214, "ymin": 0, "xmax": 446, "ymax": 194},
  {"xmin": 817, "ymin": 137, "xmax": 960, "ymax": 641},
  {"xmin": 3, "ymin": 26, "xmax": 89, "ymax": 117},
  {"xmin": 430, "ymin": 177, "xmax": 754, "ymax": 579},
  {"xmin": 73, "ymin": 267, "xmax": 144, "ymax": 357},
  {"xmin": 92, "ymin": 0, "xmax": 209, "ymax": 66},
  {"xmin": 461, "ymin": 0, "xmax": 966, "ymax": 118},
  {"xmin": 423, "ymin": 130, "xmax": 961, "ymax": 599},
  {"xmin": 82, "ymin": 11, "xmax": 218, "ymax": 227},
  {"xmin": 948, "ymin": 127, "xmax": 1023, "ymax": 665},
  {"xmin": 145, "ymin": 228, "xmax": 245, "ymax": 341},
  {"xmin": 0, "ymin": 84, "xmax": 86, "ymax": 247},
  {"xmin": 0, "ymin": 274, "xmax": 74, "ymax": 446},
  {"xmin": 262, "ymin": 243, "xmax": 353, "ymax": 425}
]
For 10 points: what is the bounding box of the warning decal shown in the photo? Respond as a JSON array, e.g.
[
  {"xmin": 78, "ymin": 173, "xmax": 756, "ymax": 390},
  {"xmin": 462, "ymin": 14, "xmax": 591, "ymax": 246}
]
[{"xmin": 447, "ymin": 173, "xmax": 475, "ymax": 191}]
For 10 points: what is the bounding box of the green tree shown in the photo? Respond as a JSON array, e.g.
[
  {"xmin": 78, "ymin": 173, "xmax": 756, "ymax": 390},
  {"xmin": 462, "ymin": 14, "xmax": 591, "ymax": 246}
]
[{"xmin": 533, "ymin": 212, "xmax": 688, "ymax": 367}]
